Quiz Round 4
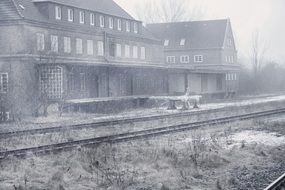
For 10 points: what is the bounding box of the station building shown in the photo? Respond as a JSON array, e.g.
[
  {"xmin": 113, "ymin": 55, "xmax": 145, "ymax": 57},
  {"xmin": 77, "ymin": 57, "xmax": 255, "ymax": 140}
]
[{"xmin": 0, "ymin": 0, "xmax": 240, "ymax": 118}]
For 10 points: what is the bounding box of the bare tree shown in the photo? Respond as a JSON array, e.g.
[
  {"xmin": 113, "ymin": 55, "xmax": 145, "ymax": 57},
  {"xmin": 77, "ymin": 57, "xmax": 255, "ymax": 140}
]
[{"xmin": 135, "ymin": 0, "xmax": 204, "ymax": 24}]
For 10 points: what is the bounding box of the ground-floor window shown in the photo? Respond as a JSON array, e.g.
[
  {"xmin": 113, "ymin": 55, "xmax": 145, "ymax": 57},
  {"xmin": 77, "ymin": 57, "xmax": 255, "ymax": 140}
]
[
  {"xmin": 0, "ymin": 73, "xmax": 8, "ymax": 93},
  {"xmin": 40, "ymin": 66, "xmax": 63, "ymax": 99}
]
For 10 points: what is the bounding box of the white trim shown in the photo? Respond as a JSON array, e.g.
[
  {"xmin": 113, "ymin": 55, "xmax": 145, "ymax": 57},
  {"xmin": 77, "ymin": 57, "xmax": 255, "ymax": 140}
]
[
  {"xmin": 164, "ymin": 40, "xmax": 169, "ymax": 46},
  {"xmin": 194, "ymin": 55, "xmax": 203, "ymax": 63},
  {"xmin": 180, "ymin": 55, "xmax": 189, "ymax": 63},
  {"xmin": 117, "ymin": 19, "xmax": 122, "ymax": 31},
  {"xmin": 79, "ymin": 11, "xmax": 85, "ymax": 24},
  {"xmin": 100, "ymin": 15, "xmax": 105, "ymax": 27},
  {"xmin": 180, "ymin": 38, "xmax": 186, "ymax": 46},
  {"xmin": 126, "ymin": 21, "xmax": 130, "ymax": 32},
  {"xmin": 166, "ymin": 56, "xmax": 175, "ymax": 63},
  {"xmin": 109, "ymin": 17, "xmax": 114, "ymax": 29},
  {"xmin": 90, "ymin": 13, "xmax": 95, "ymax": 26},
  {"xmin": 67, "ymin": 9, "xmax": 73, "ymax": 22},
  {"xmin": 55, "ymin": 6, "xmax": 61, "ymax": 20}
]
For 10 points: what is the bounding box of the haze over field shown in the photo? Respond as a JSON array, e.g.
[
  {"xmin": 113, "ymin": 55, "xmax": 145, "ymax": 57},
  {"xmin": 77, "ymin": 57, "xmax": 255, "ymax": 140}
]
[{"xmin": 114, "ymin": 0, "xmax": 285, "ymax": 64}]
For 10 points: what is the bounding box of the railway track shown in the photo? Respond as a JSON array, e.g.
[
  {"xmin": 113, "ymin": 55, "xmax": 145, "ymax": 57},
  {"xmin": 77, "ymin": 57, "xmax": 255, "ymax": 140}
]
[
  {"xmin": 1, "ymin": 108, "xmax": 285, "ymax": 160},
  {"xmin": 265, "ymin": 173, "xmax": 285, "ymax": 190}
]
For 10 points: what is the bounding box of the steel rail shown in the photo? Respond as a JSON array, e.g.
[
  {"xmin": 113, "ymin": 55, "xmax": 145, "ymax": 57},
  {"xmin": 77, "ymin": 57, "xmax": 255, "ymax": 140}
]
[
  {"xmin": 264, "ymin": 173, "xmax": 285, "ymax": 190},
  {"xmin": 0, "ymin": 108, "xmax": 285, "ymax": 160}
]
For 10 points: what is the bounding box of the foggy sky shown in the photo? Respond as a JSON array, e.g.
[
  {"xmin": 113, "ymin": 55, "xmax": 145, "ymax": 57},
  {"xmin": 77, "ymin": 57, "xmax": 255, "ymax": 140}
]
[{"xmin": 114, "ymin": 0, "xmax": 285, "ymax": 65}]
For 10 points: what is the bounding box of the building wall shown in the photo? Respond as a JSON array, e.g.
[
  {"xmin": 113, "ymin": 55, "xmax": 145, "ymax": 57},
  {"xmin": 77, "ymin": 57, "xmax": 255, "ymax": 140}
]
[{"xmin": 168, "ymin": 73, "xmax": 186, "ymax": 95}]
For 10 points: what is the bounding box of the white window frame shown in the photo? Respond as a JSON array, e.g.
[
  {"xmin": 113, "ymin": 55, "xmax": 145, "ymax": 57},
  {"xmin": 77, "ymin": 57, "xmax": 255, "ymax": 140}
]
[
  {"xmin": 68, "ymin": 9, "xmax": 73, "ymax": 22},
  {"xmin": 125, "ymin": 45, "xmax": 130, "ymax": 58},
  {"xmin": 180, "ymin": 39, "xmax": 186, "ymax": 46},
  {"xmin": 126, "ymin": 21, "xmax": 130, "ymax": 32},
  {"xmin": 180, "ymin": 55, "xmax": 189, "ymax": 63},
  {"xmin": 134, "ymin": 22, "xmax": 138, "ymax": 34},
  {"xmin": 36, "ymin": 33, "xmax": 45, "ymax": 51},
  {"xmin": 90, "ymin": 13, "xmax": 95, "ymax": 26},
  {"xmin": 116, "ymin": 44, "xmax": 121, "ymax": 57},
  {"xmin": 164, "ymin": 40, "xmax": 169, "ymax": 46},
  {"xmin": 76, "ymin": 38, "xmax": 83, "ymax": 54},
  {"xmin": 97, "ymin": 41, "xmax": 104, "ymax": 56},
  {"xmin": 100, "ymin": 15, "xmax": 105, "ymax": 27},
  {"xmin": 79, "ymin": 11, "xmax": 85, "ymax": 24},
  {"xmin": 133, "ymin": 46, "xmax": 138, "ymax": 58},
  {"xmin": 166, "ymin": 56, "xmax": 175, "ymax": 63},
  {"xmin": 63, "ymin": 37, "xmax": 71, "ymax": 53},
  {"xmin": 109, "ymin": 17, "xmax": 114, "ymax": 29},
  {"xmin": 117, "ymin": 19, "xmax": 122, "ymax": 31},
  {"xmin": 194, "ymin": 55, "xmax": 203, "ymax": 63},
  {"xmin": 87, "ymin": 40, "xmax": 94, "ymax": 55},
  {"xmin": 0, "ymin": 73, "xmax": 8, "ymax": 93},
  {"xmin": 50, "ymin": 35, "xmax": 58, "ymax": 53},
  {"xmin": 140, "ymin": 47, "xmax": 145, "ymax": 60},
  {"xmin": 55, "ymin": 6, "xmax": 61, "ymax": 20}
]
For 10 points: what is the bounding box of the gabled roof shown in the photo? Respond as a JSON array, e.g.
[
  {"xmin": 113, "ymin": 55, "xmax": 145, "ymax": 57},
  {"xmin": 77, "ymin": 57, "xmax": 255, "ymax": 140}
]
[
  {"xmin": 147, "ymin": 19, "xmax": 229, "ymax": 49},
  {"xmin": 0, "ymin": 0, "xmax": 22, "ymax": 20},
  {"xmin": 32, "ymin": 0, "xmax": 134, "ymax": 20}
]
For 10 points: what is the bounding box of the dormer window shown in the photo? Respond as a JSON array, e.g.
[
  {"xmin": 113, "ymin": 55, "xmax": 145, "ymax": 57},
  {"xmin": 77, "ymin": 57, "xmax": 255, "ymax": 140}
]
[
  {"xmin": 79, "ymin": 11, "xmax": 85, "ymax": 24},
  {"xmin": 126, "ymin": 21, "xmax": 130, "ymax": 32},
  {"xmin": 100, "ymin": 15, "xmax": 105, "ymax": 27},
  {"xmin": 134, "ymin": 23, "xmax": 138, "ymax": 34},
  {"xmin": 164, "ymin": 40, "xmax": 169, "ymax": 46},
  {"xmin": 67, "ymin": 9, "xmax": 73, "ymax": 22},
  {"xmin": 180, "ymin": 39, "xmax": 186, "ymax": 46},
  {"xmin": 55, "ymin": 6, "xmax": 61, "ymax": 20},
  {"xmin": 109, "ymin": 17, "xmax": 114, "ymax": 29},
  {"xmin": 90, "ymin": 13, "xmax": 95, "ymax": 26},
  {"xmin": 117, "ymin": 19, "xmax": 122, "ymax": 31}
]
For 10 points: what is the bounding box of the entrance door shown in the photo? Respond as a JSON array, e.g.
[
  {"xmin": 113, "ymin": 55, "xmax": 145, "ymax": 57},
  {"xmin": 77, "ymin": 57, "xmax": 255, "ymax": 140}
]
[{"xmin": 90, "ymin": 74, "xmax": 99, "ymax": 98}]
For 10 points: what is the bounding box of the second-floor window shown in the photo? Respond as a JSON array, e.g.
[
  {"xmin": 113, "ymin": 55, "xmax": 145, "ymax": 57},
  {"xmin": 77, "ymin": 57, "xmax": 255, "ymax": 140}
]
[
  {"xmin": 116, "ymin": 44, "xmax": 121, "ymax": 57},
  {"xmin": 79, "ymin": 11, "xmax": 85, "ymax": 24},
  {"xmin": 90, "ymin": 13, "xmax": 95, "ymax": 26},
  {"xmin": 126, "ymin": 21, "xmax": 130, "ymax": 32},
  {"xmin": 36, "ymin": 33, "xmax": 45, "ymax": 51},
  {"xmin": 0, "ymin": 73, "xmax": 8, "ymax": 93},
  {"xmin": 180, "ymin": 55, "xmax": 189, "ymax": 63},
  {"xmin": 166, "ymin": 56, "xmax": 175, "ymax": 63},
  {"xmin": 97, "ymin": 41, "xmax": 104, "ymax": 56},
  {"xmin": 50, "ymin": 35, "xmax": 58, "ymax": 52},
  {"xmin": 117, "ymin": 19, "xmax": 122, "ymax": 31},
  {"xmin": 64, "ymin": 37, "xmax": 71, "ymax": 53},
  {"xmin": 133, "ymin": 46, "xmax": 138, "ymax": 58},
  {"xmin": 194, "ymin": 55, "xmax": 203, "ymax": 63},
  {"xmin": 68, "ymin": 9, "xmax": 73, "ymax": 22},
  {"xmin": 87, "ymin": 40, "xmax": 94, "ymax": 55},
  {"xmin": 125, "ymin": 45, "xmax": 130, "ymax": 58},
  {"xmin": 109, "ymin": 17, "xmax": 114, "ymax": 29},
  {"xmin": 140, "ymin": 47, "xmax": 145, "ymax": 60},
  {"xmin": 76, "ymin": 38, "xmax": 83, "ymax": 54},
  {"xmin": 134, "ymin": 23, "xmax": 138, "ymax": 34},
  {"xmin": 100, "ymin": 15, "xmax": 105, "ymax": 27},
  {"xmin": 55, "ymin": 6, "xmax": 61, "ymax": 20}
]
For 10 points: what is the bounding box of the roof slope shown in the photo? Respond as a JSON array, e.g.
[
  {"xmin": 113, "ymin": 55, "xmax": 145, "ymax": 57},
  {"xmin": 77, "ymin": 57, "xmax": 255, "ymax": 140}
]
[
  {"xmin": 32, "ymin": 0, "xmax": 134, "ymax": 20},
  {"xmin": 147, "ymin": 19, "xmax": 229, "ymax": 49},
  {"xmin": 0, "ymin": 0, "xmax": 22, "ymax": 20}
]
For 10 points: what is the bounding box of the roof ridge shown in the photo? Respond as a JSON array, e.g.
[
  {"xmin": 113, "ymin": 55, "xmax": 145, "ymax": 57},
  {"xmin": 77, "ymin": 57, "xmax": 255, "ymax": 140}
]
[
  {"xmin": 147, "ymin": 19, "xmax": 229, "ymax": 26},
  {"xmin": 10, "ymin": 0, "xmax": 24, "ymax": 18}
]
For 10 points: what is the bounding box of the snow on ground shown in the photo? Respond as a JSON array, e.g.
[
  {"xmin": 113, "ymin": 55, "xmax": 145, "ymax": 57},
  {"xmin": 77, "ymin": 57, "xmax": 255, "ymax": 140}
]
[{"xmin": 231, "ymin": 130, "xmax": 285, "ymax": 146}]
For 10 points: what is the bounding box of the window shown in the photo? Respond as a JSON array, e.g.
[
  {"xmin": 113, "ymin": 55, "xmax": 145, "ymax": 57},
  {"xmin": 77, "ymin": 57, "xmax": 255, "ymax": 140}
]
[
  {"xmin": 68, "ymin": 73, "xmax": 75, "ymax": 91},
  {"xmin": 87, "ymin": 40, "xmax": 94, "ymax": 55},
  {"xmin": 194, "ymin": 55, "xmax": 203, "ymax": 62},
  {"xmin": 134, "ymin": 22, "xmax": 138, "ymax": 33},
  {"xmin": 133, "ymin": 46, "xmax": 138, "ymax": 58},
  {"xmin": 55, "ymin": 6, "xmax": 61, "ymax": 20},
  {"xmin": 36, "ymin": 33, "xmax": 45, "ymax": 51},
  {"xmin": 64, "ymin": 37, "xmax": 71, "ymax": 53},
  {"xmin": 125, "ymin": 45, "xmax": 130, "ymax": 58},
  {"xmin": 40, "ymin": 66, "xmax": 63, "ymax": 99},
  {"xmin": 164, "ymin": 40, "xmax": 169, "ymax": 46},
  {"xmin": 116, "ymin": 44, "xmax": 121, "ymax": 57},
  {"xmin": 97, "ymin": 41, "xmax": 104, "ymax": 56},
  {"xmin": 180, "ymin": 39, "xmax": 186, "ymax": 46},
  {"xmin": 126, "ymin": 21, "xmax": 130, "ymax": 32},
  {"xmin": 76, "ymin": 38, "xmax": 83, "ymax": 54},
  {"xmin": 0, "ymin": 73, "xmax": 8, "ymax": 93},
  {"xmin": 68, "ymin": 9, "xmax": 73, "ymax": 22},
  {"xmin": 140, "ymin": 47, "xmax": 145, "ymax": 60},
  {"xmin": 79, "ymin": 11, "xmax": 85, "ymax": 24},
  {"xmin": 180, "ymin": 55, "xmax": 189, "ymax": 63},
  {"xmin": 100, "ymin": 15, "xmax": 104, "ymax": 27},
  {"xmin": 109, "ymin": 42, "xmax": 115, "ymax": 57},
  {"xmin": 109, "ymin": 17, "xmax": 114, "ymax": 29},
  {"xmin": 90, "ymin": 13, "xmax": 95, "ymax": 26},
  {"xmin": 80, "ymin": 73, "xmax": 86, "ymax": 91},
  {"xmin": 50, "ymin": 35, "xmax": 58, "ymax": 52},
  {"xmin": 117, "ymin": 19, "xmax": 122, "ymax": 31},
  {"xmin": 166, "ymin": 56, "xmax": 175, "ymax": 63}
]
